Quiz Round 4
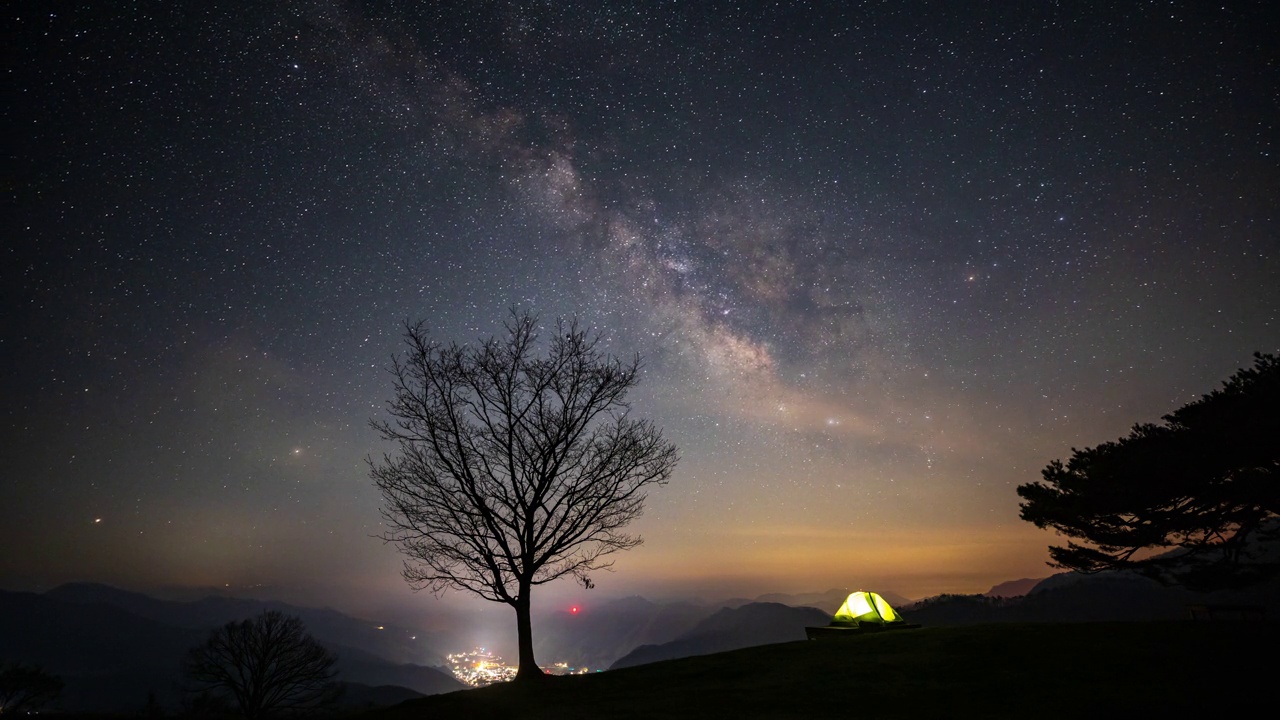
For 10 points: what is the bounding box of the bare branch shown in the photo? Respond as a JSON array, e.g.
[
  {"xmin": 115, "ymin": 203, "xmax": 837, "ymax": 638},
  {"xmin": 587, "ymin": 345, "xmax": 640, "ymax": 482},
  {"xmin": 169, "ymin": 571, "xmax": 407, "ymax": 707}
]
[
  {"xmin": 183, "ymin": 611, "xmax": 339, "ymax": 719},
  {"xmin": 369, "ymin": 309, "xmax": 678, "ymax": 679}
]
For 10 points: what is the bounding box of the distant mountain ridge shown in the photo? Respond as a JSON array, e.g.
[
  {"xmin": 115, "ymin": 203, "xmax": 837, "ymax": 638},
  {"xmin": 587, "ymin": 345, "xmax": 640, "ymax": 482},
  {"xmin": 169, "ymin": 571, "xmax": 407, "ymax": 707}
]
[
  {"xmin": 738, "ymin": 588, "xmax": 912, "ymax": 613},
  {"xmin": 983, "ymin": 577, "xmax": 1047, "ymax": 598},
  {"xmin": 3, "ymin": 581, "xmax": 917, "ymax": 709},
  {"xmin": 912, "ymin": 524, "xmax": 1280, "ymax": 624},
  {"xmin": 45, "ymin": 582, "xmax": 439, "ymax": 666},
  {"xmin": 610, "ymin": 602, "xmax": 831, "ymax": 669},
  {"xmin": 0, "ymin": 585, "xmax": 463, "ymax": 714},
  {"xmin": 531, "ymin": 589, "xmax": 911, "ymax": 670},
  {"xmin": 16, "ymin": 566, "xmax": 1270, "ymax": 713},
  {"xmin": 535, "ymin": 595, "xmax": 710, "ymax": 670},
  {"xmin": 906, "ymin": 569, "xmax": 1279, "ymax": 626}
]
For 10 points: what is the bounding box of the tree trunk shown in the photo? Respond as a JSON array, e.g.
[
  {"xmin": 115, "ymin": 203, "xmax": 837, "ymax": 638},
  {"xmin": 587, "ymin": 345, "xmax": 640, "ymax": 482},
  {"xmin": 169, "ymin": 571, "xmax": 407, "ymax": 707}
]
[{"xmin": 513, "ymin": 589, "xmax": 542, "ymax": 682}]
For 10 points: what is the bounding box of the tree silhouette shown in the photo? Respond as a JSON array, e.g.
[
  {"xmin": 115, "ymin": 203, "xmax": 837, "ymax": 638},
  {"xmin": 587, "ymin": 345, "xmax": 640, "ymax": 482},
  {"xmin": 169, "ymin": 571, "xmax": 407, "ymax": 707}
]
[
  {"xmin": 183, "ymin": 611, "xmax": 339, "ymax": 719},
  {"xmin": 0, "ymin": 662, "xmax": 63, "ymax": 715},
  {"xmin": 1018, "ymin": 352, "xmax": 1279, "ymax": 590},
  {"xmin": 370, "ymin": 310, "xmax": 678, "ymax": 681}
]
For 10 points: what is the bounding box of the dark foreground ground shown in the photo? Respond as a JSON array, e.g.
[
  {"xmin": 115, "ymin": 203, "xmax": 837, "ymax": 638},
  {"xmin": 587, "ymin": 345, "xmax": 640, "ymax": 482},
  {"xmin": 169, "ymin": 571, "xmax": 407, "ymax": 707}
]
[{"xmin": 365, "ymin": 621, "xmax": 1276, "ymax": 719}]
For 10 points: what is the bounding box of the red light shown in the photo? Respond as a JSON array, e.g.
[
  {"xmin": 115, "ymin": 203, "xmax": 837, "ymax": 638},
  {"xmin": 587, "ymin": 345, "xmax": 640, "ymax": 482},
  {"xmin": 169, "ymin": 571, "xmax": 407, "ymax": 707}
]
[{"xmin": 570, "ymin": 605, "xmax": 580, "ymax": 615}]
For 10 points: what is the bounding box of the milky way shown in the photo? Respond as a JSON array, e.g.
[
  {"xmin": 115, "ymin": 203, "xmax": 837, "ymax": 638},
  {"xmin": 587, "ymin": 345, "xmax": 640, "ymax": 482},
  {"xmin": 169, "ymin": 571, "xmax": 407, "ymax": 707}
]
[{"xmin": 4, "ymin": 0, "xmax": 1277, "ymax": 619}]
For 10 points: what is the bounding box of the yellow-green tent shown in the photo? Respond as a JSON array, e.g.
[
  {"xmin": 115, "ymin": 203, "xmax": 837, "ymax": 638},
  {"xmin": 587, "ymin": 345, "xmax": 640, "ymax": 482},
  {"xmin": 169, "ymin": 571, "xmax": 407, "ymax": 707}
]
[{"xmin": 832, "ymin": 591, "xmax": 902, "ymax": 626}]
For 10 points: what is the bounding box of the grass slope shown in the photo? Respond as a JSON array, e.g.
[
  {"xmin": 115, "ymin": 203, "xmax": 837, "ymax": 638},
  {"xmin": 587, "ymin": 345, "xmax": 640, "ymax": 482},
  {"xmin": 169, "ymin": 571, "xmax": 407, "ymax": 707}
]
[{"xmin": 366, "ymin": 621, "xmax": 1275, "ymax": 719}]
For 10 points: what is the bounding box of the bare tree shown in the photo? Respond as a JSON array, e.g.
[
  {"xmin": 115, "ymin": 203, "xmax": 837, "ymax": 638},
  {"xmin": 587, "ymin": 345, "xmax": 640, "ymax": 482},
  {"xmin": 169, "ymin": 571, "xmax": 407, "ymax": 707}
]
[
  {"xmin": 183, "ymin": 611, "xmax": 339, "ymax": 719},
  {"xmin": 0, "ymin": 662, "xmax": 63, "ymax": 715},
  {"xmin": 370, "ymin": 310, "xmax": 678, "ymax": 681}
]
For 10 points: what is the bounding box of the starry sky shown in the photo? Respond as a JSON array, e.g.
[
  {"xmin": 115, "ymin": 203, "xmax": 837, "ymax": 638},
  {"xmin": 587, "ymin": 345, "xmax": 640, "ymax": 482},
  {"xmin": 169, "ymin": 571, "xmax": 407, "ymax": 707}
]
[{"xmin": 4, "ymin": 0, "xmax": 1278, "ymax": 624}]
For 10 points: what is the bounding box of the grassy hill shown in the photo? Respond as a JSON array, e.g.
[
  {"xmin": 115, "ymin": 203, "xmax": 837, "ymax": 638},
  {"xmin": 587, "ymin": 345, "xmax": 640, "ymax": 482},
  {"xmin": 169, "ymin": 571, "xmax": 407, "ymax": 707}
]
[{"xmin": 366, "ymin": 620, "xmax": 1276, "ymax": 719}]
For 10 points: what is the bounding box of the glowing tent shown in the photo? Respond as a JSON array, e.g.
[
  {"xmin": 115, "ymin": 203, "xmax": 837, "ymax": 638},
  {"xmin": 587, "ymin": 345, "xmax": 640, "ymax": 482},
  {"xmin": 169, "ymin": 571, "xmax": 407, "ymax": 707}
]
[
  {"xmin": 806, "ymin": 590, "xmax": 917, "ymax": 639},
  {"xmin": 833, "ymin": 591, "xmax": 902, "ymax": 626}
]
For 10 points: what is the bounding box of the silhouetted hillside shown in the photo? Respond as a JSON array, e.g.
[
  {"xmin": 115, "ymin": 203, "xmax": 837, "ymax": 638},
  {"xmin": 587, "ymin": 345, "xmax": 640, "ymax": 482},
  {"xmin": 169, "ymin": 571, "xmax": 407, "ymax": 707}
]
[
  {"xmin": 532, "ymin": 589, "xmax": 915, "ymax": 669},
  {"xmin": 333, "ymin": 644, "xmax": 464, "ymax": 695},
  {"xmin": 534, "ymin": 596, "xmax": 711, "ymax": 669},
  {"xmin": 609, "ymin": 602, "xmax": 830, "ymax": 669},
  {"xmin": 750, "ymin": 587, "xmax": 912, "ymax": 611},
  {"xmin": 46, "ymin": 582, "xmax": 440, "ymax": 665},
  {"xmin": 0, "ymin": 589, "xmax": 203, "ymax": 675},
  {"xmin": 338, "ymin": 682, "xmax": 425, "ymax": 709},
  {"xmin": 0, "ymin": 589, "xmax": 211, "ymax": 712},
  {"xmin": 983, "ymin": 577, "xmax": 1046, "ymax": 598},
  {"xmin": 907, "ymin": 568, "xmax": 1279, "ymax": 626},
  {"xmin": 0, "ymin": 587, "xmax": 461, "ymax": 714},
  {"xmin": 372, "ymin": 622, "xmax": 1280, "ymax": 719}
]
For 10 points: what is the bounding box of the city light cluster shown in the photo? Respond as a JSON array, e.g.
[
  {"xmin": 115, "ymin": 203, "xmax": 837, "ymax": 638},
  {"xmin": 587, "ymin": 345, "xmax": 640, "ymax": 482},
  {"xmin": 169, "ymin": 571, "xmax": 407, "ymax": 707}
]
[
  {"xmin": 446, "ymin": 649, "xmax": 518, "ymax": 686},
  {"xmin": 445, "ymin": 648, "xmax": 593, "ymax": 687}
]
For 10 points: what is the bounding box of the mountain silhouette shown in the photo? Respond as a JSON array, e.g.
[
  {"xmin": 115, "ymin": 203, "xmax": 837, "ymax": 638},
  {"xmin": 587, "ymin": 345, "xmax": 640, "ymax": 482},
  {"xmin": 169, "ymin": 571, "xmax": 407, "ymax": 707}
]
[
  {"xmin": 609, "ymin": 602, "xmax": 831, "ymax": 669},
  {"xmin": 907, "ymin": 567, "xmax": 1279, "ymax": 626},
  {"xmin": 983, "ymin": 577, "xmax": 1047, "ymax": 598},
  {"xmin": 0, "ymin": 585, "xmax": 462, "ymax": 714},
  {"xmin": 747, "ymin": 588, "xmax": 912, "ymax": 611},
  {"xmin": 534, "ymin": 595, "xmax": 711, "ymax": 669},
  {"xmin": 45, "ymin": 582, "xmax": 440, "ymax": 665}
]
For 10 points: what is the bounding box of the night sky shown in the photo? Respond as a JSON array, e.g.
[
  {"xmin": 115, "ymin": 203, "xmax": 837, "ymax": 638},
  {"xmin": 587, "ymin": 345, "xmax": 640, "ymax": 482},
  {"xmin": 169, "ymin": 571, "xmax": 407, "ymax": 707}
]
[{"xmin": 4, "ymin": 1, "xmax": 1278, "ymax": 624}]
